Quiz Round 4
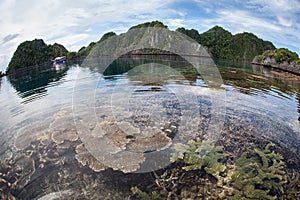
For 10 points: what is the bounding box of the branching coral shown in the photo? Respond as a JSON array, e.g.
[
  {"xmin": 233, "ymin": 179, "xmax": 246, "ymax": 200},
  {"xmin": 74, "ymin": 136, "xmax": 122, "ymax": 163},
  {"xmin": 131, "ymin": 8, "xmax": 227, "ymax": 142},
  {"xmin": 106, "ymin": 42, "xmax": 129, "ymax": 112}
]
[
  {"xmin": 172, "ymin": 140, "xmax": 227, "ymax": 178},
  {"xmin": 131, "ymin": 186, "xmax": 164, "ymax": 200},
  {"xmin": 0, "ymin": 155, "xmax": 35, "ymax": 200},
  {"xmin": 133, "ymin": 139, "xmax": 293, "ymax": 200},
  {"xmin": 232, "ymin": 143, "xmax": 287, "ymax": 199}
]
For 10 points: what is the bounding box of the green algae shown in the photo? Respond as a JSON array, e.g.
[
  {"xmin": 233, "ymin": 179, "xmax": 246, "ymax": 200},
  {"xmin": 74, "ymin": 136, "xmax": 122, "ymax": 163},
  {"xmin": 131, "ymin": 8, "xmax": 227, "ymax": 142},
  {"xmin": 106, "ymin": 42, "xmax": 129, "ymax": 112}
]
[
  {"xmin": 172, "ymin": 140, "xmax": 227, "ymax": 178},
  {"xmin": 131, "ymin": 186, "xmax": 164, "ymax": 200},
  {"xmin": 130, "ymin": 141, "xmax": 292, "ymax": 200},
  {"xmin": 231, "ymin": 143, "xmax": 287, "ymax": 199}
]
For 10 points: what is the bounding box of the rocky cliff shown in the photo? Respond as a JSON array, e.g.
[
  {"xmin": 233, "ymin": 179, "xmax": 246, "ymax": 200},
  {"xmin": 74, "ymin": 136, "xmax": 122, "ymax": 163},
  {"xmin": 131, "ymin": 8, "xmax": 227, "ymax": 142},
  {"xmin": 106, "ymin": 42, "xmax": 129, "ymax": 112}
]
[
  {"xmin": 177, "ymin": 26, "xmax": 275, "ymax": 62},
  {"xmin": 253, "ymin": 48, "xmax": 300, "ymax": 74},
  {"xmin": 6, "ymin": 21, "xmax": 287, "ymax": 74},
  {"xmin": 7, "ymin": 39, "xmax": 68, "ymax": 73}
]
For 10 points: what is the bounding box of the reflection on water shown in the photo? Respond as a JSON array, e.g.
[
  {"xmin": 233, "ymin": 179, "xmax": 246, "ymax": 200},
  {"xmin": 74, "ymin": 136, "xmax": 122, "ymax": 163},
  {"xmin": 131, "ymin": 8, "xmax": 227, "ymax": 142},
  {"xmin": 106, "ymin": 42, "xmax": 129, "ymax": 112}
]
[
  {"xmin": 104, "ymin": 55, "xmax": 198, "ymax": 79},
  {"xmin": 0, "ymin": 56, "xmax": 299, "ymax": 199},
  {"xmin": 7, "ymin": 64, "xmax": 68, "ymax": 103}
]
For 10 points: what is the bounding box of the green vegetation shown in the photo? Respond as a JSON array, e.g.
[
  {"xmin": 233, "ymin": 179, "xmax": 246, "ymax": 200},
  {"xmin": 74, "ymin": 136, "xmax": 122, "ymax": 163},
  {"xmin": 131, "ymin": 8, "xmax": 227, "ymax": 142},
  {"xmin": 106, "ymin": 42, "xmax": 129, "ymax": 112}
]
[
  {"xmin": 127, "ymin": 22, "xmax": 275, "ymax": 62},
  {"xmin": 274, "ymin": 48, "xmax": 299, "ymax": 63},
  {"xmin": 129, "ymin": 20, "xmax": 168, "ymax": 30},
  {"xmin": 77, "ymin": 32, "xmax": 117, "ymax": 58},
  {"xmin": 98, "ymin": 31, "xmax": 117, "ymax": 43},
  {"xmin": 172, "ymin": 140, "xmax": 227, "ymax": 178},
  {"xmin": 255, "ymin": 48, "xmax": 300, "ymax": 71},
  {"xmin": 9, "ymin": 20, "xmax": 297, "ymax": 73},
  {"xmin": 228, "ymin": 32, "xmax": 274, "ymax": 61},
  {"xmin": 131, "ymin": 187, "xmax": 164, "ymax": 200},
  {"xmin": 232, "ymin": 143, "xmax": 287, "ymax": 200},
  {"xmin": 49, "ymin": 43, "xmax": 68, "ymax": 57},
  {"xmin": 7, "ymin": 39, "xmax": 68, "ymax": 73},
  {"xmin": 175, "ymin": 25, "xmax": 275, "ymax": 62},
  {"xmin": 66, "ymin": 51, "xmax": 78, "ymax": 60},
  {"xmin": 198, "ymin": 26, "xmax": 233, "ymax": 59},
  {"xmin": 256, "ymin": 49, "xmax": 274, "ymax": 63},
  {"xmin": 175, "ymin": 27, "xmax": 201, "ymax": 42},
  {"xmin": 77, "ymin": 42, "xmax": 97, "ymax": 58},
  {"xmin": 6, "ymin": 31, "xmax": 118, "ymax": 72},
  {"xmin": 130, "ymin": 139, "xmax": 292, "ymax": 199}
]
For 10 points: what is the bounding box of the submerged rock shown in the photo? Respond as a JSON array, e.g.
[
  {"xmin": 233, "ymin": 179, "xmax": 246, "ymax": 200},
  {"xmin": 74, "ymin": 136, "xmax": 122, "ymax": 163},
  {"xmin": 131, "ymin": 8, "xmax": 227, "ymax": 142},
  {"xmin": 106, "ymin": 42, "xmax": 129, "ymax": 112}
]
[
  {"xmin": 126, "ymin": 131, "xmax": 172, "ymax": 153},
  {"xmin": 253, "ymin": 48, "xmax": 300, "ymax": 75},
  {"xmin": 37, "ymin": 189, "xmax": 74, "ymax": 200},
  {"xmin": 101, "ymin": 121, "xmax": 130, "ymax": 149},
  {"xmin": 0, "ymin": 155, "xmax": 35, "ymax": 199},
  {"xmin": 49, "ymin": 109, "xmax": 78, "ymax": 144},
  {"xmin": 12, "ymin": 155, "xmax": 35, "ymax": 187},
  {"xmin": 0, "ymin": 161, "xmax": 14, "ymax": 195},
  {"xmin": 116, "ymin": 121, "xmax": 141, "ymax": 135},
  {"xmin": 14, "ymin": 121, "xmax": 51, "ymax": 150},
  {"xmin": 101, "ymin": 151, "xmax": 145, "ymax": 173},
  {"xmin": 75, "ymin": 144, "xmax": 106, "ymax": 172}
]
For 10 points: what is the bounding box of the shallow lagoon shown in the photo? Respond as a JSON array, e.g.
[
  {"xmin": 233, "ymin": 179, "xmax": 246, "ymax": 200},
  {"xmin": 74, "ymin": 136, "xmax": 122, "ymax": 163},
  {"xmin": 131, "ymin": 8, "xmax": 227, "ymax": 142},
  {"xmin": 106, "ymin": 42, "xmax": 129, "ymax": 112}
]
[{"xmin": 0, "ymin": 55, "xmax": 299, "ymax": 199}]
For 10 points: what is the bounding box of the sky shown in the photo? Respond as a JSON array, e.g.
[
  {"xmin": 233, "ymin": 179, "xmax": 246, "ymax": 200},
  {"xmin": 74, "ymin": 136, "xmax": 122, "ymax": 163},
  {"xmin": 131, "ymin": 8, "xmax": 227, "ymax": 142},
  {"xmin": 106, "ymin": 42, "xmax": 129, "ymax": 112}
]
[{"xmin": 0, "ymin": 0, "xmax": 300, "ymax": 72}]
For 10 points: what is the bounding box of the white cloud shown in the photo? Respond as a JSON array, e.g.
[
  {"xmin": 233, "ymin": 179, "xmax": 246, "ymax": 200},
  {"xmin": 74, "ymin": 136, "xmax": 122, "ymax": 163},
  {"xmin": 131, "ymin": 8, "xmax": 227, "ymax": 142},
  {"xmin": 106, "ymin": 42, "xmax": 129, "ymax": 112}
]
[
  {"xmin": 0, "ymin": 0, "xmax": 299, "ymax": 72},
  {"xmin": 247, "ymin": 0, "xmax": 300, "ymax": 27},
  {"xmin": 50, "ymin": 34, "xmax": 90, "ymax": 51},
  {"xmin": 215, "ymin": 10, "xmax": 282, "ymax": 33},
  {"xmin": 0, "ymin": 0, "xmax": 179, "ymax": 71},
  {"xmin": 167, "ymin": 18, "xmax": 185, "ymax": 27},
  {"xmin": 248, "ymin": 0, "xmax": 300, "ymax": 12},
  {"xmin": 0, "ymin": 34, "xmax": 19, "ymax": 45},
  {"xmin": 191, "ymin": 0, "xmax": 300, "ymax": 55},
  {"xmin": 277, "ymin": 17, "xmax": 293, "ymax": 27},
  {"xmin": 177, "ymin": 11, "xmax": 186, "ymax": 17}
]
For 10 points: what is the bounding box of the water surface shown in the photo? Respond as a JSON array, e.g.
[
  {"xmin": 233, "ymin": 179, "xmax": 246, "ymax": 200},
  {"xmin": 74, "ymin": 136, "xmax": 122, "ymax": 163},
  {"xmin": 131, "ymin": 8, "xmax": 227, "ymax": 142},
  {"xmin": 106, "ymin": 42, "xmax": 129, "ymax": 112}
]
[{"xmin": 0, "ymin": 55, "xmax": 299, "ymax": 199}]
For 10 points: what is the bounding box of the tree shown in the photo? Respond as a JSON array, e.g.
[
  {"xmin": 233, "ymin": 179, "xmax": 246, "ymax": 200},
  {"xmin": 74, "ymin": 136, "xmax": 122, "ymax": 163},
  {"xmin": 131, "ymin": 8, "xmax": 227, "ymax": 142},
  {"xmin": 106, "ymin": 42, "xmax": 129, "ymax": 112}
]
[
  {"xmin": 7, "ymin": 39, "xmax": 68, "ymax": 73},
  {"xmin": 98, "ymin": 32, "xmax": 117, "ymax": 43},
  {"xmin": 176, "ymin": 27, "xmax": 201, "ymax": 43},
  {"xmin": 129, "ymin": 20, "xmax": 168, "ymax": 30}
]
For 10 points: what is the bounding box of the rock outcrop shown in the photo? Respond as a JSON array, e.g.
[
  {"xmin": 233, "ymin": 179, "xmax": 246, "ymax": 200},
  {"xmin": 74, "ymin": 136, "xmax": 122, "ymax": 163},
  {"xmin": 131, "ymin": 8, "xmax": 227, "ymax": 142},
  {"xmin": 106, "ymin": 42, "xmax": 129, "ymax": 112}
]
[
  {"xmin": 253, "ymin": 48, "xmax": 300, "ymax": 75},
  {"xmin": 6, "ymin": 39, "xmax": 68, "ymax": 73}
]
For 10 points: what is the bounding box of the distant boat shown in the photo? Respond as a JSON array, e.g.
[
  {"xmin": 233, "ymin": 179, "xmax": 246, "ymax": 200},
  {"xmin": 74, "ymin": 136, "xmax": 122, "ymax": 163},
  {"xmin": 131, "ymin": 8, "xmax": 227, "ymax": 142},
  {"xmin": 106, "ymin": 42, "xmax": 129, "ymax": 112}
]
[
  {"xmin": 52, "ymin": 56, "xmax": 66, "ymax": 64},
  {"xmin": 52, "ymin": 56, "xmax": 66, "ymax": 71}
]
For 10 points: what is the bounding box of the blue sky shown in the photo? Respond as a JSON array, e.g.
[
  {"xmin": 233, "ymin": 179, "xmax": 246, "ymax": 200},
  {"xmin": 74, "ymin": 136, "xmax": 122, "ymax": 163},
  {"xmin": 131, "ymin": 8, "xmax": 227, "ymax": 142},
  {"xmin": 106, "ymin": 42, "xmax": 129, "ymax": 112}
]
[{"xmin": 0, "ymin": 0, "xmax": 300, "ymax": 71}]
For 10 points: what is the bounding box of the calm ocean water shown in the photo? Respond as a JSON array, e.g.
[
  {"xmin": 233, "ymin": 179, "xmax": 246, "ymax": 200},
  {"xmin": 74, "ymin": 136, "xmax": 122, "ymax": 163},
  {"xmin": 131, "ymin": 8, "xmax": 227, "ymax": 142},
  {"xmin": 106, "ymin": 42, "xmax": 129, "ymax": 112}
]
[{"xmin": 0, "ymin": 55, "xmax": 299, "ymax": 198}]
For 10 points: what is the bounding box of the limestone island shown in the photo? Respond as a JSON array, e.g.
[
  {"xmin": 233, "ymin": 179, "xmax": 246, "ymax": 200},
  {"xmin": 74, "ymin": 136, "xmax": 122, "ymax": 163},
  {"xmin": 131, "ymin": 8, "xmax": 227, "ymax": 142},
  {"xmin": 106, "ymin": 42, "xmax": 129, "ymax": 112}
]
[{"xmin": 253, "ymin": 48, "xmax": 300, "ymax": 75}]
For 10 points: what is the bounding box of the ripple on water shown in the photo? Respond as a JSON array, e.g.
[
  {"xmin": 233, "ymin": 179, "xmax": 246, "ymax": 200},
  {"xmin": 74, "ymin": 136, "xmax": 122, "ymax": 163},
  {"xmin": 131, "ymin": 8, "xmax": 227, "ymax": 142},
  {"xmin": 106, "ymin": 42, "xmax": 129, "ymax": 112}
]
[{"xmin": 0, "ymin": 61, "xmax": 300, "ymax": 198}]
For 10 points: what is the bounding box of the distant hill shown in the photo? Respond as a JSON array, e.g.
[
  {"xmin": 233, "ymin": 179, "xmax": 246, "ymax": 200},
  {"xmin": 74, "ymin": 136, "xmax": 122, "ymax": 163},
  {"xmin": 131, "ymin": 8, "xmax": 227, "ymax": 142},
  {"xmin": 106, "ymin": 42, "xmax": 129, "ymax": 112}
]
[
  {"xmin": 76, "ymin": 32, "xmax": 117, "ymax": 58},
  {"xmin": 85, "ymin": 22, "xmax": 276, "ymax": 61},
  {"xmin": 76, "ymin": 21, "xmax": 170, "ymax": 57},
  {"xmin": 8, "ymin": 20, "xmax": 296, "ymax": 74},
  {"xmin": 129, "ymin": 20, "xmax": 168, "ymax": 30},
  {"xmin": 7, "ymin": 39, "xmax": 68, "ymax": 73},
  {"xmin": 199, "ymin": 26, "xmax": 233, "ymax": 59},
  {"xmin": 176, "ymin": 25, "xmax": 275, "ymax": 62}
]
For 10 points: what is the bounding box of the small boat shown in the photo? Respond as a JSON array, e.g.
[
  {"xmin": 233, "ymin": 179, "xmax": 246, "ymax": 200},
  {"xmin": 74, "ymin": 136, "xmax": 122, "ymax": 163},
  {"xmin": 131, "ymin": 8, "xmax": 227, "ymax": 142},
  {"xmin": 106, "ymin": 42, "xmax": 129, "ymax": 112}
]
[
  {"xmin": 52, "ymin": 56, "xmax": 66, "ymax": 64},
  {"xmin": 52, "ymin": 56, "xmax": 66, "ymax": 71}
]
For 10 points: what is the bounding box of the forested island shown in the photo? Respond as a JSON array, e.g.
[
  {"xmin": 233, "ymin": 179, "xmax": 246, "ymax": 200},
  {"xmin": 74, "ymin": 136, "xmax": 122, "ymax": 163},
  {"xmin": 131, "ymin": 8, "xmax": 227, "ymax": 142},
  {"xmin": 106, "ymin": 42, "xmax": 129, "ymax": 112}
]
[
  {"xmin": 253, "ymin": 48, "xmax": 300, "ymax": 75},
  {"xmin": 4, "ymin": 21, "xmax": 300, "ymax": 75},
  {"xmin": 5, "ymin": 39, "xmax": 68, "ymax": 74}
]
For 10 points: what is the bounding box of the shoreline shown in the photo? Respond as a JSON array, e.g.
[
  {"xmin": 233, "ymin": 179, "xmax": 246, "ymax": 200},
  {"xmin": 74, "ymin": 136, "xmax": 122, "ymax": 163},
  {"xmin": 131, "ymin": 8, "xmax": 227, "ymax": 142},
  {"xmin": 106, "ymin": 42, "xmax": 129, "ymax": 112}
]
[
  {"xmin": 252, "ymin": 62, "xmax": 300, "ymax": 76},
  {"xmin": 3, "ymin": 56, "xmax": 300, "ymax": 78}
]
